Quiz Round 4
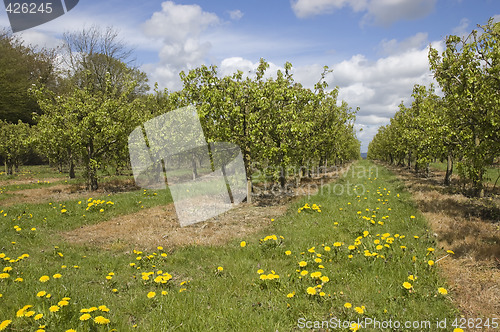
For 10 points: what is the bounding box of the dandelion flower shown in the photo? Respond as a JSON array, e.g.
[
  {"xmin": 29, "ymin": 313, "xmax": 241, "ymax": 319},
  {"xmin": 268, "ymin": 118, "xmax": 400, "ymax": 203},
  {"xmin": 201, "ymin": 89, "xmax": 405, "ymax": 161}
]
[
  {"xmin": 287, "ymin": 292, "xmax": 295, "ymax": 298},
  {"xmin": 402, "ymin": 282, "xmax": 412, "ymax": 289},
  {"xmin": 298, "ymin": 261, "xmax": 307, "ymax": 267},
  {"xmin": 344, "ymin": 302, "xmax": 352, "ymax": 308},
  {"xmin": 240, "ymin": 241, "xmax": 246, "ymax": 247},
  {"xmin": 354, "ymin": 306, "xmax": 364, "ymax": 314},
  {"xmin": 39, "ymin": 275, "xmax": 50, "ymax": 282},
  {"xmin": 217, "ymin": 266, "xmax": 223, "ymax": 272},
  {"xmin": 80, "ymin": 314, "xmax": 91, "ymax": 321},
  {"xmin": 438, "ymin": 287, "xmax": 448, "ymax": 295},
  {"xmin": 428, "ymin": 260, "xmax": 435, "ymax": 266},
  {"xmin": 49, "ymin": 305, "xmax": 60, "ymax": 312},
  {"xmin": 257, "ymin": 269, "xmax": 264, "ymax": 274},
  {"xmin": 34, "ymin": 313, "xmax": 43, "ymax": 320},
  {"xmin": 306, "ymin": 287, "xmax": 317, "ymax": 295},
  {"xmin": 259, "ymin": 274, "xmax": 268, "ymax": 280},
  {"xmin": 53, "ymin": 273, "xmax": 62, "ymax": 279},
  {"xmin": 94, "ymin": 316, "xmax": 110, "ymax": 325},
  {"xmin": 147, "ymin": 292, "xmax": 156, "ymax": 298},
  {"xmin": 285, "ymin": 250, "xmax": 291, "ymax": 255},
  {"xmin": 0, "ymin": 320, "xmax": 12, "ymax": 331}
]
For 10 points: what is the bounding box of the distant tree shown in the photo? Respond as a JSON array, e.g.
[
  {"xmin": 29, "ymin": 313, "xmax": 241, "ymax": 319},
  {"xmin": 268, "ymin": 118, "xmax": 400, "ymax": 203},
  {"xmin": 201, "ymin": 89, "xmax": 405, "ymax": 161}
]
[
  {"xmin": 0, "ymin": 28, "xmax": 57, "ymax": 124},
  {"xmin": 61, "ymin": 25, "xmax": 149, "ymax": 97},
  {"xmin": 0, "ymin": 120, "xmax": 32, "ymax": 174}
]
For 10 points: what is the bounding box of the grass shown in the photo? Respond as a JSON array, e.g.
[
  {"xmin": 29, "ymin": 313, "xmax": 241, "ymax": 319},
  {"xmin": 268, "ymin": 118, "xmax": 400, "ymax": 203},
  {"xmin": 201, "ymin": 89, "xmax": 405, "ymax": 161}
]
[
  {"xmin": 430, "ymin": 162, "xmax": 500, "ymax": 185},
  {"xmin": 0, "ymin": 160, "xmax": 460, "ymax": 331}
]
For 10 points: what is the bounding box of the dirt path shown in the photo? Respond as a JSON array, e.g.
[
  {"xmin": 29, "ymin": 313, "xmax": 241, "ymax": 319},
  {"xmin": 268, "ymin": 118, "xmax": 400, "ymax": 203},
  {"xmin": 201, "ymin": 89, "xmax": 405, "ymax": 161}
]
[
  {"xmin": 61, "ymin": 203, "xmax": 289, "ymax": 251},
  {"xmin": 60, "ymin": 164, "xmax": 354, "ymax": 251},
  {"xmin": 383, "ymin": 162, "xmax": 500, "ymax": 321}
]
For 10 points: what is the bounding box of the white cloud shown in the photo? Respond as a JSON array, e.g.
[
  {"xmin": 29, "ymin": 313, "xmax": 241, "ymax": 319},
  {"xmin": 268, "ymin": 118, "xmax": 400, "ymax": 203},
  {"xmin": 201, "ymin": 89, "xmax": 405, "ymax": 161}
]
[
  {"xmin": 452, "ymin": 18, "xmax": 470, "ymax": 38},
  {"xmin": 362, "ymin": 0, "xmax": 437, "ymax": 26},
  {"xmin": 16, "ymin": 29, "xmax": 63, "ymax": 49},
  {"xmin": 379, "ymin": 32, "xmax": 428, "ymax": 55},
  {"xmin": 291, "ymin": 0, "xmax": 436, "ymax": 26},
  {"xmin": 228, "ymin": 10, "xmax": 244, "ymax": 20},
  {"xmin": 140, "ymin": 1, "xmax": 220, "ymax": 90}
]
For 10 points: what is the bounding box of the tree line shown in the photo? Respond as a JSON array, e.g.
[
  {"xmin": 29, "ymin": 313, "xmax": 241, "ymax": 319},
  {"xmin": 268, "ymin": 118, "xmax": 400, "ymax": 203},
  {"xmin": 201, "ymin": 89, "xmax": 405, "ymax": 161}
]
[
  {"xmin": 368, "ymin": 18, "xmax": 499, "ymax": 197},
  {"xmin": 0, "ymin": 25, "xmax": 360, "ymax": 191}
]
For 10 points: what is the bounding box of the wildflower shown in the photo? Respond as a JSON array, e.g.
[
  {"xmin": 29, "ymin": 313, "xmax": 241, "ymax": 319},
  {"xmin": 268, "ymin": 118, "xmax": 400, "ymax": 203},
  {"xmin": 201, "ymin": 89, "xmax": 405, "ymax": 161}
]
[
  {"xmin": 300, "ymin": 270, "xmax": 309, "ymax": 276},
  {"xmin": 287, "ymin": 292, "xmax": 295, "ymax": 298},
  {"xmin": 344, "ymin": 302, "xmax": 352, "ymax": 308},
  {"xmin": 410, "ymin": 215, "xmax": 415, "ymax": 219},
  {"xmin": 80, "ymin": 314, "xmax": 91, "ymax": 321},
  {"xmin": 0, "ymin": 320, "xmax": 12, "ymax": 331},
  {"xmin": 306, "ymin": 287, "xmax": 317, "ymax": 295},
  {"xmin": 39, "ymin": 275, "xmax": 50, "ymax": 282},
  {"xmin": 402, "ymin": 282, "xmax": 412, "ymax": 289},
  {"xmin": 217, "ymin": 266, "xmax": 223, "ymax": 272},
  {"xmin": 147, "ymin": 292, "xmax": 156, "ymax": 298},
  {"xmin": 53, "ymin": 273, "xmax": 62, "ymax": 279},
  {"xmin": 94, "ymin": 316, "xmax": 110, "ymax": 325},
  {"xmin": 0, "ymin": 273, "xmax": 9, "ymax": 279},
  {"xmin": 350, "ymin": 322, "xmax": 360, "ymax": 331},
  {"xmin": 49, "ymin": 305, "xmax": 60, "ymax": 312},
  {"xmin": 34, "ymin": 313, "xmax": 43, "ymax": 320},
  {"xmin": 320, "ymin": 276, "xmax": 329, "ymax": 283},
  {"xmin": 428, "ymin": 260, "xmax": 435, "ymax": 266},
  {"xmin": 438, "ymin": 287, "xmax": 448, "ymax": 295},
  {"xmin": 257, "ymin": 269, "xmax": 264, "ymax": 274},
  {"xmin": 408, "ymin": 275, "xmax": 416, "ymax": 281},
  {"xmin": 354, "ymin": 306, "xmax": 364, "ymax": 314},
  {"xmin": 298, "ymin": 261, "xmax": 307, "ymax": 267},
  {"xmin": 61, "ymin": 209, "xmax": 67, "ymax": 213},
  {"xmin": 58, "ymin": 300, "xmax": 69, "ymax": 307},
  {"xmin": 240, "ymin": 241, "xmax": 246, "ymax": 247},
  {"xmin": 324, "ymin": 246, "xmax": 331, "ymax": 252},
  {"xmin": 285, "ymin": 250, "xmax": 291, "ymax": 255}
]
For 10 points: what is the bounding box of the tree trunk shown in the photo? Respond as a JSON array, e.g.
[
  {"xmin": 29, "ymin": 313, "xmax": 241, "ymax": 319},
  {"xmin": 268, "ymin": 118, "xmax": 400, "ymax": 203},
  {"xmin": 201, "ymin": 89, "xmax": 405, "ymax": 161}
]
[
  {"xmin": 192, "ymin": 152, "xmax": 198, "ymax": 180},
  {"xmin": 444, "ymin": 153, "xmax": 453, "ymax": 185}
]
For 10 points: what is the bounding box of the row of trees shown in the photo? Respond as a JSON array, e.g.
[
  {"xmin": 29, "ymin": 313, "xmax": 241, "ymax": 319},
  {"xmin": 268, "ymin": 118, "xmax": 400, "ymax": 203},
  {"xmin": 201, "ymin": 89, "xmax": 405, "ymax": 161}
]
[
  {"xmin": 1, "ymin": 25, "xmax": 360, "ymax": 192},
  {"xmin": 368, "ymin": 18, "xmax": 499, "ymax": 197}
]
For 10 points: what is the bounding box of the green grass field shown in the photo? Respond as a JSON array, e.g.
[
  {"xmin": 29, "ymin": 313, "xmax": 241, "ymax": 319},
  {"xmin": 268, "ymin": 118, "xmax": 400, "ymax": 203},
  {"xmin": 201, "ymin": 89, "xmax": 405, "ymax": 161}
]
[{"xmin": 0, "ymin": 160, "xmax": 461, "ymax": 331}]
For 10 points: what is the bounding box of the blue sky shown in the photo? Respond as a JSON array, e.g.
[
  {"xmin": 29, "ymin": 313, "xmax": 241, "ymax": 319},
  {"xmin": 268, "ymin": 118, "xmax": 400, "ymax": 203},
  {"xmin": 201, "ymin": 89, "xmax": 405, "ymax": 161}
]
[{"xmin": 1, "ymin": 0, "xmax": 498, "ymax": 152}]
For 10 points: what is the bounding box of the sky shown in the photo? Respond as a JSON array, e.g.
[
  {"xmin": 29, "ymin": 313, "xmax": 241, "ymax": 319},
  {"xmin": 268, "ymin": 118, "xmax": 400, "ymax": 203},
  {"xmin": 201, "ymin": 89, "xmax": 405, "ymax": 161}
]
[{"xmin": 1, "ymin": 0, "xmax": 498, "ymax": 152}]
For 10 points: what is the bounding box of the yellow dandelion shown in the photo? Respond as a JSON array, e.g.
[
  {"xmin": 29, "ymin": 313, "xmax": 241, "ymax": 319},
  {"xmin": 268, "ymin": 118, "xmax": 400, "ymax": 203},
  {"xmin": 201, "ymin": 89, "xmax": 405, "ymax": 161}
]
[
  {"xmin": 298, "ymin": 261, "xmax": 307, "ymax": 267},
  {"xmin": 53, "ymin": 273, "xmax": 62, "ymax": 279},
  {"xmin": 285, "ymin": 250, "xmax": 291, "ymax": 255},
  {"xmin": 240, "ymin": 241, "xmax": 246, "ymax": 247},
  {"xmin": 49, "ymin": 305, "xmax": 60, "ymax": 312},
  {"xmin": 34, "ymin": 313, "xmax": 43, "ymax": 320},
  {"xmin": 39, "ymin": 275, "xmax": 50, "ymax": 282},
  {"xmin": 80, "ymin": 313, "xmax": 91, "ymax": 321},
  {"xmin": 402, "ymin": 282, "xmax": 412, "ymax": 289},
  {"xmin": 94, "ymin": 316, "xmax": 110, "ymax": 325},
  {"xmin": 428, "ymin": 260, "xmax": 435, "ymax": 266},
  {"xmin": 354, "ymin": 306, "xmax": 364, "ymax": 314},
  {"xmin": 344, "ymin": 302, "xmax": 352, "ymax": 308},
  {"xmin": 306, "ymin": 287, "xmax": 317, "ymax": 295},
  {"xmin": 0, "ymin": 320, "xmax": 12, "ymax": 331},
  {"xmin": 438, "ymin": 287, "xmax": 448, "ymax": 295},
  {"xmin": 147, "ymin": 292, "xmax": 156, "ymax": 298}
]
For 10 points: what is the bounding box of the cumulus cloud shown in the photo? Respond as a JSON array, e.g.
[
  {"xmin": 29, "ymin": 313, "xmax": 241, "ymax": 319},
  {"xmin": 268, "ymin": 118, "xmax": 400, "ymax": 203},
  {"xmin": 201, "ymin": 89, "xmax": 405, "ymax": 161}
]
[
  {"xmin": 452, "ymin": 18, "xmax": 470, "ymax": 38},
  {"xmin": 228, "ymin": 10, "xmax": 244, "ymax": 20},
  {"xmin": 291, "ymin": 0, "xmax": 436, "ymax": 26},
  {"xmin": 141, "ymin": 1, "xmax": 220, "ymax": 90}
]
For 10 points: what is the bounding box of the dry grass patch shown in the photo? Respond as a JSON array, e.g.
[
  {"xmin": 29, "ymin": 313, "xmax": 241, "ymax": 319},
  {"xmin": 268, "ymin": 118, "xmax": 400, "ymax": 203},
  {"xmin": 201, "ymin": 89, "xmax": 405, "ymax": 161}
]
[{"xmin": 61, "ymin": 202, "xmax": 288, "ymax": 251}]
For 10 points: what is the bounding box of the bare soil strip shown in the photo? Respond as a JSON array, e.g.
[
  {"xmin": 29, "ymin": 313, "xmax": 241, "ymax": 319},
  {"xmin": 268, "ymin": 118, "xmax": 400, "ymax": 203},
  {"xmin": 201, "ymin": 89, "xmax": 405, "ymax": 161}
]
[
  {"xmin": 60, "ymin": 165, "xmax": 352, "ymax": 251},
  {"xmin": 384, "ymin": 163, "xmax": 500, "ymax": 320}
]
